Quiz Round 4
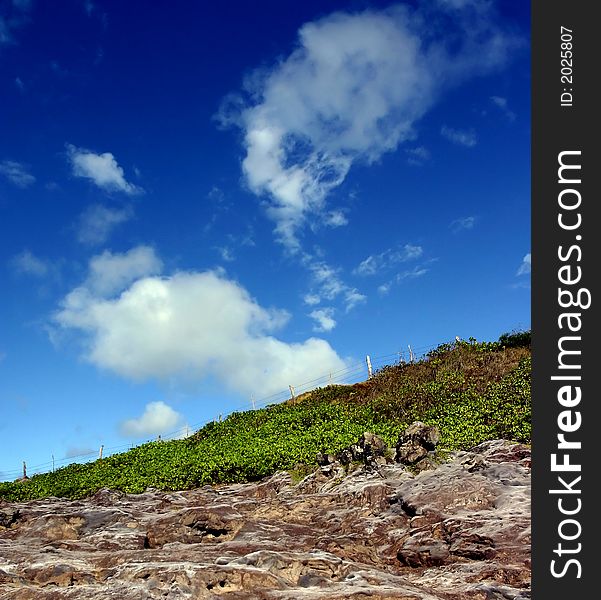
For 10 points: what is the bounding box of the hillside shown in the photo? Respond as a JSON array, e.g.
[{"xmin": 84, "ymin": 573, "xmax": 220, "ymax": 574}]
[{"xmin": 0, "ymin": 333, "xmax": 530, "ymax": 502}]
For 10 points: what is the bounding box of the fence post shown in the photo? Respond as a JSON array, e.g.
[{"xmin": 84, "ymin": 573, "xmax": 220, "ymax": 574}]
[
  {"xmin": 98, "ymin": 445, "xmax": 104, "ymax": 459},
  {"xmin": 408, "ymin": 345, "xmax": 415, "ymax": 363},
  {"xmin": 22, "ymin": 461, "xmax": 27, "ymax": 479},
  {"xmin": 289, "ymin": 385, "xmax": 295, "ymax": 401},
  {"xmin": 366, "ymin": 355, "xmax": 373, "ymax": 378}
]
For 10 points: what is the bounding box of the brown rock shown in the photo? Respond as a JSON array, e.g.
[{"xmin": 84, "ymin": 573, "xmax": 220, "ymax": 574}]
[{"xmin": 0, "ymin": 439, "xmax": 530, "ymax": 599}]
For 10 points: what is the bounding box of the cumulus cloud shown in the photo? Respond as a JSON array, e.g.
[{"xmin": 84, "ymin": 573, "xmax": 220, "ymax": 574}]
[
  {"xmin": 53, "ymin": 247, "xmax": 348, "ymax": 397},
  {"xmin": 440, "ymin": 125, "xmax": 478, "ymax": 147},
  {"xmin": 354, "ymin": 243, "xmax": 423, "ymax": 276},
  {"xmin": 219, "ymin": 1, "xmax": 518, "ymax": 250},
  {"xmin": 120, "ymin": 401, "xmax": 183, "ymax": 438},
  {"xmin": 66, "ymin": 144, "xmax": 142, "ymax": 195},
  {"xmin": 516, "ymin": 253, "xmax": 531, "ymax": 276},
  {"xmin": 0, "ymin": 160, "xmax": 35, "ymax": 188},
  {"xmin": 309, "ymin": 308, "xmax": 337, "ymax": 332},
  {"xmin": 76, "ymin": 204, "xmax": 134, "ymax": 245}
]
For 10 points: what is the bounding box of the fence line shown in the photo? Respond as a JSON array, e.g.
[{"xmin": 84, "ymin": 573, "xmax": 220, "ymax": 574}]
[{"xmin": 1, "ymin": 340, "xmax": 449, "ymax": 480}]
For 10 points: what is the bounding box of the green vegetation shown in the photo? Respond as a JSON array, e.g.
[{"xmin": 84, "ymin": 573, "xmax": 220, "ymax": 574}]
[{"xmin": 0, "ymin": 332, "xmax": 530, "ymax": 502}]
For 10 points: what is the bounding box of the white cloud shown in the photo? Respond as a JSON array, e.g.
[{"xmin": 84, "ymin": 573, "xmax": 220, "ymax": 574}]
[
  {"xmin": 517, "ymin": 253, "xmax": 531, "ymax": 276},
  {"xmin": 323, "ymin": 210, "xmax": 348, "ymax": 228},
  {"xmin": 53, "ymin": 249, "xmax": 348, "ymax": 397},
  {"xmin": 66, "ymin": 144, "xmax": 142, "ymax": 195},
  {"xmin": 0, "ymin": 160, "xmax": 35, "ymax": 188},
  {"xmin": 309, "ymin": 308, "xmax": 337, "ymax": 332},
  {"xmin": 440, "ymin": 126, "xmax": 478, "ymax": 147},
  {"xmin": 303, "ymin": 293, "xmax": 321, "ymax": 306},
  {"xmin": 76, "ymin": 204, "xmax": 134, "ymax": 245},
  {"xmin": 10, "ymin": 250, "xmax": 50, "ymax": 277},
  {"xmin": 1, "ymin": 0, "xmax": 32, "ymax": 47},
  {"xmin": 216, "ymin": 246, "xmax": 235, "ymax": 262},
  {"xmin": 354, "ymin": 243, "xmax": 423, "ymax": 276},
  {"xmin": 120, "ymin": 401, "xmax": 183, "ymax": 438},
  {"xmin": 490, "ymin": 95, "xmax": 516, "ymax": 121},
  {"xmin": 0, "ymin": 18, "xmax": 11, "ymax": 45},
  {"xmin": 378, "ymin": 264, "xmax": 430, "ymax": 295},
  {"xmin": 450, "ymin": 216, "xmax": 477, "ymax": 232},
  {"xmin": 405, "ymin": 146, "xmax": 430, "ymax": 166},
  {"xmin": 85, "ymin": 246, "xmax": 163, "ymax": 297},
  {"xmin": 307, "ymin": 260, "xmax": 366, "ymax": 312},
  {"xmin": 220, "ymin": 1, "xmax": 518, "ymax": 250},
  {"xmin": 377, "ymin": 283, "xmax": 391, "ymax": 296}
]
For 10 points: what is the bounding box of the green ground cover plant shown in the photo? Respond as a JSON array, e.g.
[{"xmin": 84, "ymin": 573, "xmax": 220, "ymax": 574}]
[{"xmin": 0, "ymin": 332, "xmax": 530, "ymax": 502}]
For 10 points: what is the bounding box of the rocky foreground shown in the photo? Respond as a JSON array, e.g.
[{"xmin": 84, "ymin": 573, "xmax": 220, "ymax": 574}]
[{"xmin": 0, "ymin": 436, "xmax": 531, "ymax": 600}]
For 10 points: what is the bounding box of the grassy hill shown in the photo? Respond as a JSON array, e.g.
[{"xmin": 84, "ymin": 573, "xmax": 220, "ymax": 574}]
[{"xmin": 0, "ymin": 333, "xmax": 530, "ymax": 502}]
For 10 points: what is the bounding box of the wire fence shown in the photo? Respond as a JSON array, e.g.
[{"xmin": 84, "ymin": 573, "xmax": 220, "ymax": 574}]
[{"xmin": 0, "ymin": 340, "xmax": 446, "ymax": 481}]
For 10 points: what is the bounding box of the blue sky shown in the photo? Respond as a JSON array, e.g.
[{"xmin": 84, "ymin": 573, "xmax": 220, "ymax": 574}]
[{"xmin": 0, "ymin": 0, "xmax": 530, "ymax": 480}]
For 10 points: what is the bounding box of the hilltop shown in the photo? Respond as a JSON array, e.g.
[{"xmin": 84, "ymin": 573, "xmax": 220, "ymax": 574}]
[{"xmin": 0, "ymin": 333, "xmax": 530, "ymax": 502}]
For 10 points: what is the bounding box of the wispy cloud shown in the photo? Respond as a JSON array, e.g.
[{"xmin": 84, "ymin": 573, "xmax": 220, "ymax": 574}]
[
  {"xmin": 405, "ymin": 146, "xmax": 431, "ymax": 166},
  {"xmin": 0, "ymin": 0, "xmax": 32, "ymax": 48},
  {"xmin": 10, "ymin": 250, "xmax": 51, "ymax": 277},
  {"xmin": 450, "ymin": 216, "xmax": 477, "ymax": 233},
  {"xmin": 120, "ymin": 401, "xmax": 183, "ymax": 438},
  {"xmin": 309, "ymin": 308, "xmax": 337, "ymax": 332},
  {"xmin": 0, "ymin": 160, "xmax": 35, "ymax": 188},
  {"xmin": 66, "ymin": 144, "xmax": 142, "ymax": 195},
  {"xmin": 307, "ymin": 260, "xmax": 366, "ymax": 312},
  {"xmin": 516, "ymin": 253, "xmax": 531, "ymax": 276},
  {"xmin": 490, "ymin": 95, "xmax": 516, "ymax": 121},
  {"xmin": 215, "ymin": 246, "xmax": 235, "ymax": 262},
  {"xmin": 76, "ymin": 204, "xmax": 134, "ymax": 246},
  {"xmin": 440, "ymin": 125, "xmax": 478, "ymax": 147},
  {"xmin": 322, "ymin": 210, "xmax": 348, "ymax": 228},
  {"xmin": 378, "ymin": 265, "xmax": 430, "ymax": 295},
  {"xmin": 354, "ymin": 243, "xmax": 423, "ymax": 276},
  {"xmin": 303, "ymin": 293, "xmax": 321, "ymax": 306},
  {"xmin": 219, "ymin": 1, "xmax": 519, "ymax": 251}
]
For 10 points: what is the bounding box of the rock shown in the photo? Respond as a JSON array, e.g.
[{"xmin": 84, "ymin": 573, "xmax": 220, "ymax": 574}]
[
  {"xmin": 0, "ymin": 507, "xmax": 21, "ymax": 530},
  {"xmin": 335, "ymin": 448, "xmax": 354, "ymax": 465},
  {"xmin": 395, "ymin": 422, "xmax": 440, "ymax": 467},
  {"xmin": 316, "ymin": 453, "xmax": 337, "ymax": 466},
  {"xmin": 396, "ymin": 441, "xmax": 429, "ymax": 465},
  {"xmin": 0, "ymin": 439, "xmax": 530, "ymax": 599},
  {"xmin": 336, "ymin": 432, "xmax": 388, "ymax": 467}
]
